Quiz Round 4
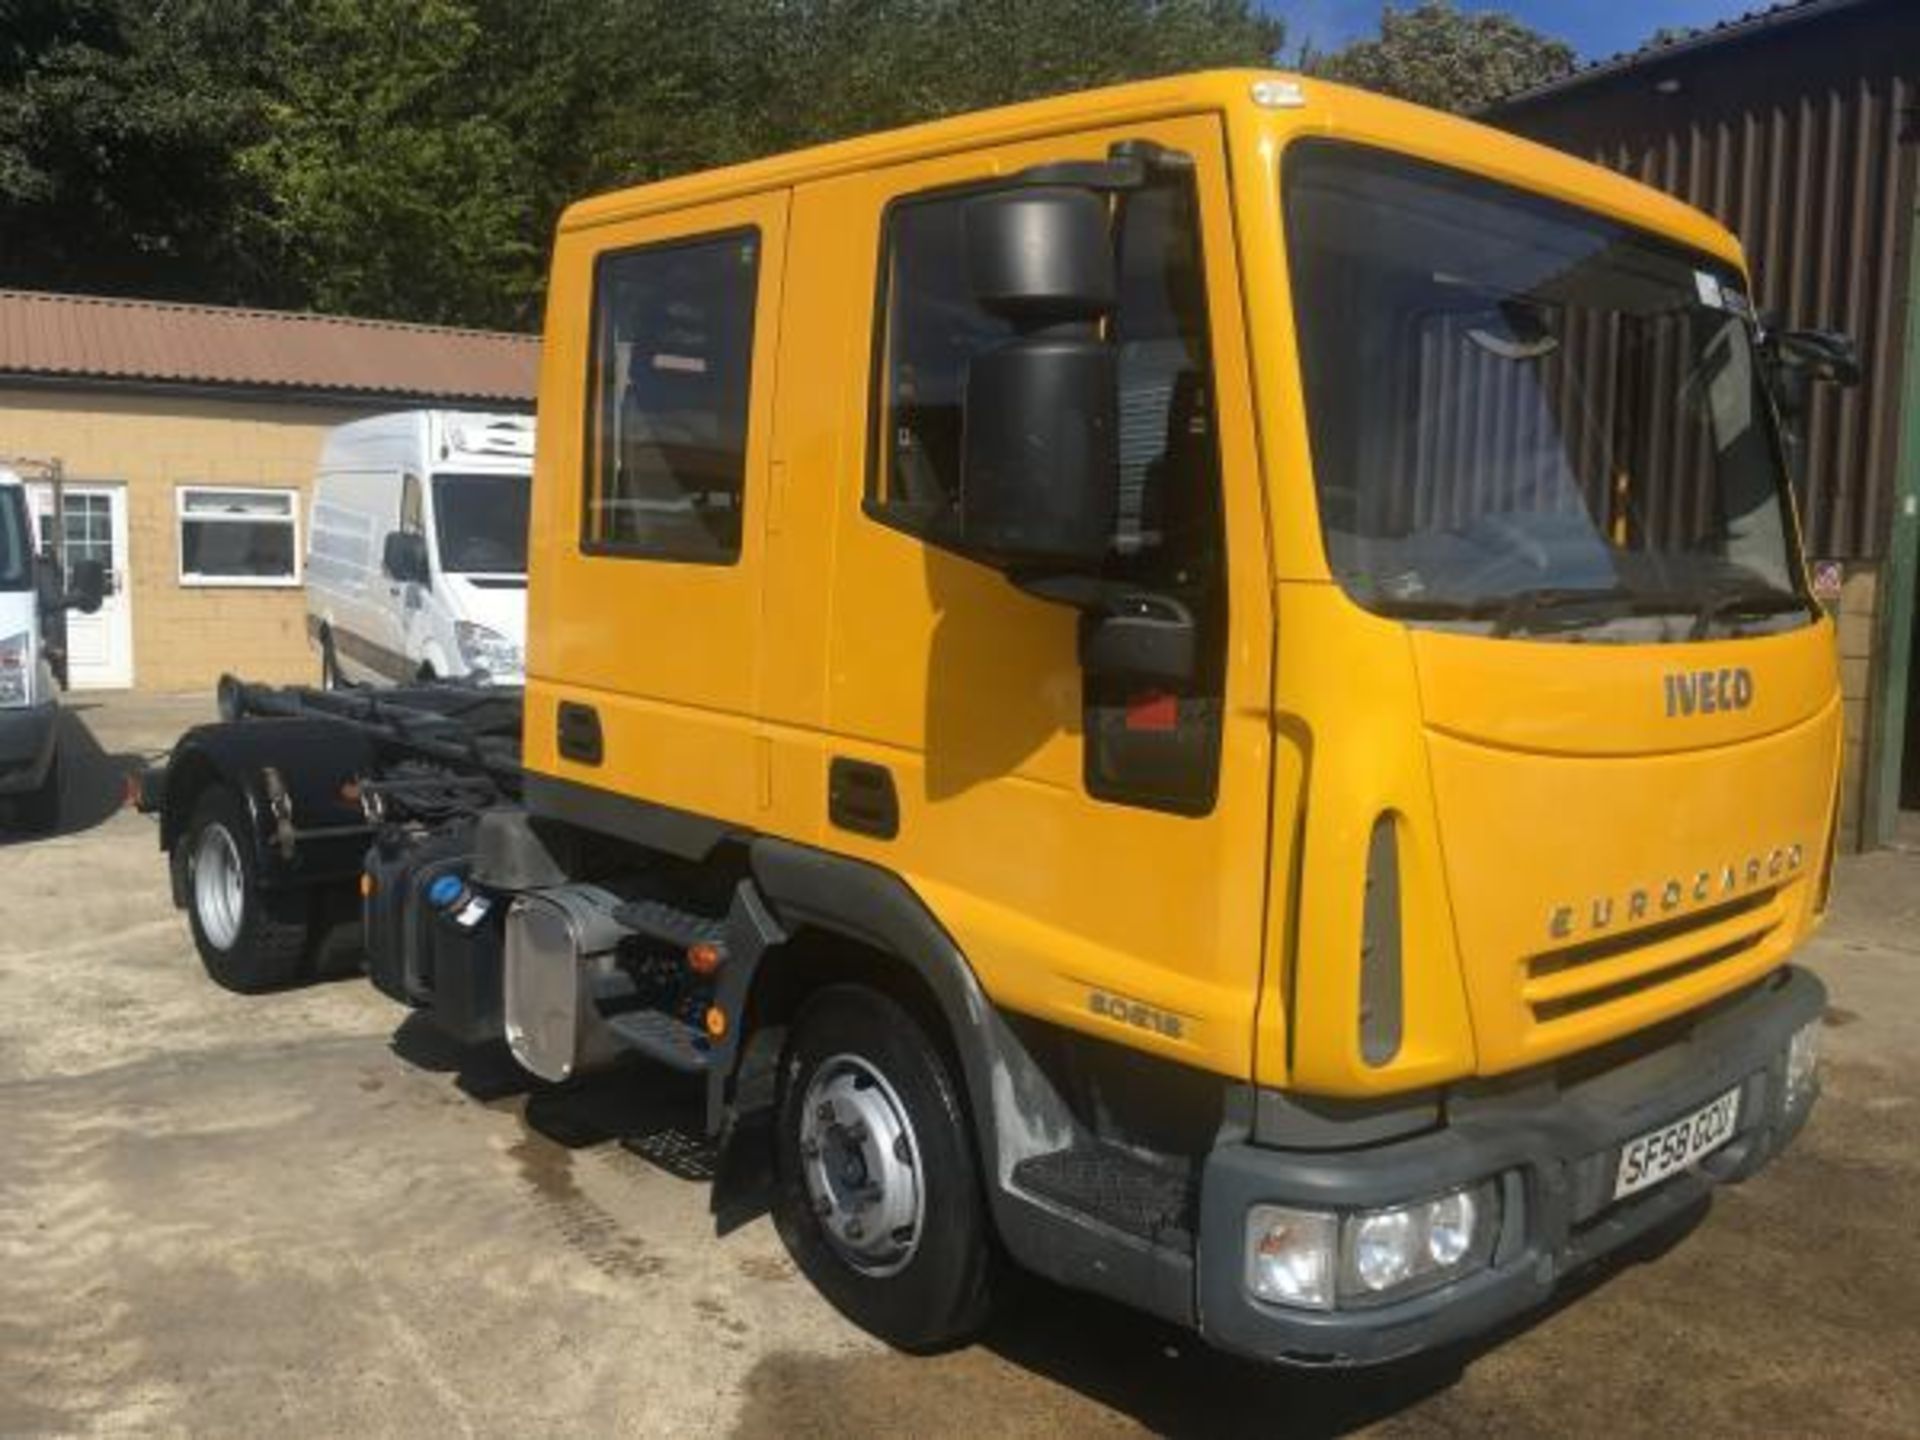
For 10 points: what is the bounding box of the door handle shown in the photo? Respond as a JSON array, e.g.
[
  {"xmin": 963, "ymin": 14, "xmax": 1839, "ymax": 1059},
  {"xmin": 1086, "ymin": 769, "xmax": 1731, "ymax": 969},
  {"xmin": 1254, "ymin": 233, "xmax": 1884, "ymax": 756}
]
[
  {"xmin": 557, "ymin": 701, "xmax": 604, "ymax": 765},
  {"xmin": 828, "ymin": 757, "xmax": 898, "ymax": 839}
]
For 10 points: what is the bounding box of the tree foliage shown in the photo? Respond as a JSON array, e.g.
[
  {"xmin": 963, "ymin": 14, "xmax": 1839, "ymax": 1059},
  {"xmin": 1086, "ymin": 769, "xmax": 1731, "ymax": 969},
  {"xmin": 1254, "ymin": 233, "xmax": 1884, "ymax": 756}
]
[
  {"xmin": 0, "ymin": 0, "xmax": 1282, "ymax": 328},
  {"xmin": 1312, "ymin": 1, "xmax": 1575, "ymax": 116}
]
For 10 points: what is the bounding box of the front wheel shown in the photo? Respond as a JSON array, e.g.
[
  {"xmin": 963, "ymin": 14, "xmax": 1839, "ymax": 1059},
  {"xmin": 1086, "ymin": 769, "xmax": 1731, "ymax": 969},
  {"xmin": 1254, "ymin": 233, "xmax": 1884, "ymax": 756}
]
[
  {"xmin": 772, "ymin": 984, "xmax": 994, "ymax": 1351},
  {"xmin": 178, "ymin": 786, "xmax": 311, "ymax": 992}
]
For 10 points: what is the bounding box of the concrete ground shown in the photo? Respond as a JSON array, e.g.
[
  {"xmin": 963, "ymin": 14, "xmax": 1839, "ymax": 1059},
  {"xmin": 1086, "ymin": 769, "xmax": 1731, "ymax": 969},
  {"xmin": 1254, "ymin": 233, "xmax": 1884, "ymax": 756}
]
[{"xmin": 2, "ymin": 692, "xmax": 1917, "ymax": 1439}]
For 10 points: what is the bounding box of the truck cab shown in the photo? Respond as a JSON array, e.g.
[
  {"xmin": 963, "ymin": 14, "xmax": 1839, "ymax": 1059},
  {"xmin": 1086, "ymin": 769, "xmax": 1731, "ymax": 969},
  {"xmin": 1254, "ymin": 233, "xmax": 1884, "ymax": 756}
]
[{"xmin": 151, "ymin": 71, "xmax": 1845, "ymax": 1366}]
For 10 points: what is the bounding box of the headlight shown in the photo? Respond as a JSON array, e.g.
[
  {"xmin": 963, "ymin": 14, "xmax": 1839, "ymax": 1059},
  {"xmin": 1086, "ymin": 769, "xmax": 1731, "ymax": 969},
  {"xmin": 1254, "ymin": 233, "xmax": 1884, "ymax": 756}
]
[
  {"xmin": 454, "ymin": 620, "xmax": 521, "ymax": 677},
  {"xmin": 0, "ymin": 630, "xmax": 29, "ymax": 707},
  {"xmin": 1246, "ymin": 1181, "xmax": 1502, "ymax": 1311},
  {"xmin": 1784, "ymin": 1018, "xmax": 1820, "ymax": 1114}
]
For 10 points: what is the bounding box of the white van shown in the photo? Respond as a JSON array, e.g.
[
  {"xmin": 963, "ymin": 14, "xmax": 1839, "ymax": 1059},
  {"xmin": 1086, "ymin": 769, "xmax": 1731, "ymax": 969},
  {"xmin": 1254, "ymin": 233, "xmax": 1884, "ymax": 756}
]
[
  {"xmin": 0, "ymin": 467, "xmax": 103, "ymax": 830},
  {"xmin": 306, "ymin": 411, "xmax": 532, "ymax": 687}
]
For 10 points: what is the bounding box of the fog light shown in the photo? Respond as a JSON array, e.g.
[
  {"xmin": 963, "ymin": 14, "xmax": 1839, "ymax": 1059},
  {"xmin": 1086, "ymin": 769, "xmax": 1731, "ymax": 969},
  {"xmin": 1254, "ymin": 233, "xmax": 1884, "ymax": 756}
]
[
  {"xmin": 1784, "ymin": 1019, "xmax": 1820, "ymax": 1113},
  {"xmin": 1245, "ymin": 1206, "xmax": 1337, "ymax": 1310}
]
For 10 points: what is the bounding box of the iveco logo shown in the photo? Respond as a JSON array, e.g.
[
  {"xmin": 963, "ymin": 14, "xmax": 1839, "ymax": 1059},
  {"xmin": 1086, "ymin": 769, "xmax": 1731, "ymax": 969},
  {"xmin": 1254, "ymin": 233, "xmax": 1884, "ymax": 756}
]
[
  {"xmin": 1664, "ymin": 667, "xmax": 1754, "ymax": 717},
  {"xmin": 1548, "ymin": 842, "xmax": 1805, "ymax": 941}
]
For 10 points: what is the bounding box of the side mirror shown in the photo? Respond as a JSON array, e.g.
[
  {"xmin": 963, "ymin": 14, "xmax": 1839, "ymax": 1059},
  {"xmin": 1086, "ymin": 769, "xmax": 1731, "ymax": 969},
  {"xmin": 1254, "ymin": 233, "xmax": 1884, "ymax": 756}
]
[
  {"xmin": 382, "ymin": 530, "xmax": 431, "ymax": 587},
  {"xmin": 1761, "ymin": 325, "xmax": 1862, "ymax": 423},
  {"xmin": 62, "ymin": 558, "xmax": 105, "ymax": 615},
  {"xmin": 957, "ymin": 187, "xmax": 1119, "ymax": 570}
]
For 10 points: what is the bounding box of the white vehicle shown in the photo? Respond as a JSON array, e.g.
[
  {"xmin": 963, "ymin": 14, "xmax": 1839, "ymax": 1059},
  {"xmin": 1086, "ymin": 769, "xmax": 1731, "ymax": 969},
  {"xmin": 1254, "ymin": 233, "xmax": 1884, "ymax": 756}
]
[
  {"xmin": 306, "ymin": 411, "xmax": 532, "ymax": 687},
  {"xmin": 0, "ymin": 466, "xmax": 103, "ymax": 831}
]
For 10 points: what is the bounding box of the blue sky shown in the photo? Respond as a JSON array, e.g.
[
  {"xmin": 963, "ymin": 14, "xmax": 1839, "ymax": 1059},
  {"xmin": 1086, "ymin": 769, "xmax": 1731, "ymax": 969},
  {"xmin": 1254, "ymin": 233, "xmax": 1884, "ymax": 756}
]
[{"xmin": 1264, "ymin": 1, "xmax": 1772, "ymax": 60}]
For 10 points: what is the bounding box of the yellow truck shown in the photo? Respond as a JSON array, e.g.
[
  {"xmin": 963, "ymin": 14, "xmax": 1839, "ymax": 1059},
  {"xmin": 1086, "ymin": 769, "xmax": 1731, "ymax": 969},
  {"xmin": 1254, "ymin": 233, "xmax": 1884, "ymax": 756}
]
[{"xmin": 141, "ymin": 71, "xmax": 1854, "ymax": 1365}]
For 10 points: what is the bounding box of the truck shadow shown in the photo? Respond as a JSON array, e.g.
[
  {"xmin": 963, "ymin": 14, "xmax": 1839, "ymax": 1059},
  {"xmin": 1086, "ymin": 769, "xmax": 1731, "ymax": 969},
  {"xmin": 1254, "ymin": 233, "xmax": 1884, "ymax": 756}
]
[
  {"xmin": 0, "ymin": 705, "xmax": 141, "ymax": 844},
  {"xmin": 384, "ymin": 1021, "xmax": 1712, "ymax": 1434},
  {"xmin": 960, "ymin": 1197, "xmax": 1708, "ymax": 1437}
]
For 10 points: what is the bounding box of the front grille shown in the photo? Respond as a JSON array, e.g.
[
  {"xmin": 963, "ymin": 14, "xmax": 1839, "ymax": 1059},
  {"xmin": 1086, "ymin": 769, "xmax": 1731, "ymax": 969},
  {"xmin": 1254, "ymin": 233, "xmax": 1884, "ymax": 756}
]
[{"xmin": 1523, "ymin": 888, "xmax": 1783, "ymax": 1024}]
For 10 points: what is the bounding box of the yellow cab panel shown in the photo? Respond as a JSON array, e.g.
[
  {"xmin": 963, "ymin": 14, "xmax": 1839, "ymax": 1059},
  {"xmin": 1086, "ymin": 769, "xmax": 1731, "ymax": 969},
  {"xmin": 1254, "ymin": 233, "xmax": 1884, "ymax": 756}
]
[{"xmin": 1232, "ymin": 80, "xmax": 1843, "ymax": 1094}]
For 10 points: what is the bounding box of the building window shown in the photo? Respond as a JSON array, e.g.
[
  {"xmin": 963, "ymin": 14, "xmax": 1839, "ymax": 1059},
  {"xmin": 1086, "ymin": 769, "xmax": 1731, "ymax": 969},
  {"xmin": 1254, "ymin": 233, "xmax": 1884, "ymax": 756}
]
[
  {"xmin": 177, "ymin": 486, "xmax": 300, "ymax": 587},
  {"xmin": 583, "ymin": 228, "xmax": 760, "ymax": 564}
]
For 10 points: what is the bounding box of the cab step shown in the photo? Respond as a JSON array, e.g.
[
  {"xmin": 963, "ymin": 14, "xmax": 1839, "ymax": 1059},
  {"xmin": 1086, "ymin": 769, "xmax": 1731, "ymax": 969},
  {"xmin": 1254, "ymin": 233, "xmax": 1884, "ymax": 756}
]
[
  {"xmin": 604, "ymin": 1008, "xmax": 714, "ymax": 1073},
  {"xmin": 1011, "ymin": 1144, "xmax": 1195, "ymax": 1253},
  {"xmin": 612, "ymin": 897, "xmax": 728, "ymax": 952}
]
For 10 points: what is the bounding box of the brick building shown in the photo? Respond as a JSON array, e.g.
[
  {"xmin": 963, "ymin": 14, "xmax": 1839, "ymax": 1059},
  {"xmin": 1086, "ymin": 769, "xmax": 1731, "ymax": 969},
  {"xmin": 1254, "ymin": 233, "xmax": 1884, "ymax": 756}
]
[{"xmin": 0, "ymin": 291, "xmax": 536, "ymax": 692}]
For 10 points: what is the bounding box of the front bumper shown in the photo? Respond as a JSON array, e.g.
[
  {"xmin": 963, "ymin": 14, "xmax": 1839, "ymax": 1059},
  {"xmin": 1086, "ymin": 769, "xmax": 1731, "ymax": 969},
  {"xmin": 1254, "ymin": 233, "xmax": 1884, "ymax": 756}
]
[
  {"xmin": 1197, "ymin": 965, "xmax": 1825, "ymax": 1365},
  {"xmin": 0, "ymin": 701, "xmax": 58, "ymax": 795}
]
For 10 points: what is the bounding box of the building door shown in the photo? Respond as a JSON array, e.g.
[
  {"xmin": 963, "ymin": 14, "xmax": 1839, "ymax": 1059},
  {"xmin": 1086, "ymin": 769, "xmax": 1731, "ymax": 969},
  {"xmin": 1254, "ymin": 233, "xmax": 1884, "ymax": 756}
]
[{"xmin": 30, "ymin": 482, "xmax": 134, "ymax": 690}]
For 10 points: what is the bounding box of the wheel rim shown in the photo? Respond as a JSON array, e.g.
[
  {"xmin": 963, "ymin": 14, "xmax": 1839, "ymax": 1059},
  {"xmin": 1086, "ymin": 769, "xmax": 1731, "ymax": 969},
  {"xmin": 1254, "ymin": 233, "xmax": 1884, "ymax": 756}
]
[
  {"xmin": 192, "ymin": 822, "xmax": 245, "ymax": 951},
  {"xmin": 799, "ymin": 1053, "xmax": 925, "ymax": 1277}
]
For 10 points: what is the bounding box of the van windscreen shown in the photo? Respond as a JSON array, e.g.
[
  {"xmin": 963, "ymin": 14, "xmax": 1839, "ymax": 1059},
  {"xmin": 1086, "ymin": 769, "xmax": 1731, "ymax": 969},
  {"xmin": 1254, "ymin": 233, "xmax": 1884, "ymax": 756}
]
[{"xmin": 432, "ymin": 472, "xmax": 529, "ymax": 575}]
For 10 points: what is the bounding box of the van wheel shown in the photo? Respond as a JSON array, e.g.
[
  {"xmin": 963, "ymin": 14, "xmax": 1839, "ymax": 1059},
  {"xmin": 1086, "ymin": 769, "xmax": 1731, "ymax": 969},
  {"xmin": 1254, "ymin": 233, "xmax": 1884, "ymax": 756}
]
[
  {"xmin": 319, "ymin": 629, "xmax": 343, "ymax": 689},
  {"xmin": 772, "ymin": 984, "xmax": 994, "ymax": 1351},
  {"xmin": 179, "ymin": 786, "xmax": 311, "ymax": 992}
]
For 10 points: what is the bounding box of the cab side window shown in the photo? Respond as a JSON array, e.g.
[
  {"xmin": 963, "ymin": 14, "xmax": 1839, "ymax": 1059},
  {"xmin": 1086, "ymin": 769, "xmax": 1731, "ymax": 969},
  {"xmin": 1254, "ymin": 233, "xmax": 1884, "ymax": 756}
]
[
  {"xmin": 584, "ymin": 230, "xmax": 761, "ymax": 563},
  {"xmin": 869, "ymin": 180, "xmax": 1224, "ymax": 602},
  {"xmin": 869, "ymin": 168, "xmax": 1229, "ymax": 814}
]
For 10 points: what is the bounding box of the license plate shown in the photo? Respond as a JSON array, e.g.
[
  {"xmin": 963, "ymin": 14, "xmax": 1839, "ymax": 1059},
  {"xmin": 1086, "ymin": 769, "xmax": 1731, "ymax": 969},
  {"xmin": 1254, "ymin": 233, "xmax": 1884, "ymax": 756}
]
[{"xmin": 1614, "ymin": 1087, "xmax": 1742, "ymax": 1200}]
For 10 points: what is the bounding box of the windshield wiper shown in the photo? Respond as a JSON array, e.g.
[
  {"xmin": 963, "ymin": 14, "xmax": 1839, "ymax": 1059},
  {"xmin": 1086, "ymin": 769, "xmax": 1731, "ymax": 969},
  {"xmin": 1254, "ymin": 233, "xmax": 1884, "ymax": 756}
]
[
  {"xmin": 1371, "ymin": 587, "xmax": 1644, "ymax": 634},
  {"xmin": 1688, "ymin": 587, "xmax": 1812, "ymax": 639}
]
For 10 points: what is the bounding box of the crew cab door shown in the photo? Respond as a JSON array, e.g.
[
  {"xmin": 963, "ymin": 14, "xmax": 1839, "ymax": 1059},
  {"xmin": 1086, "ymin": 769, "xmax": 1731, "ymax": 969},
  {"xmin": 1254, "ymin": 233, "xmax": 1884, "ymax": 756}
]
[
  {"xmin": 809, "ymin": 116, "xmax": 1274, "ymax": 1079},
  {"xmin": 527, "ymin": 193, "xmax": 787, "ymax": 822}
]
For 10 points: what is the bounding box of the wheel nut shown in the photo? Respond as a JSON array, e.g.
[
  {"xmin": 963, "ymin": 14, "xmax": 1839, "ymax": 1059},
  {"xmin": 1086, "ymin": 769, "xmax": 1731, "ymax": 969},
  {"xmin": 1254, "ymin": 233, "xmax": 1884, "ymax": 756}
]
[
  {"xmin": 845, "ymin": 1220, "xmax": 864, "ymax": 1241},
  {"xmin": 845, "ymin": 1120, "xmax": 869, "ymax": 1143},
  {"xmin": 816, "ymin": 1102, "xmax": 835, "ymax": 1123}
]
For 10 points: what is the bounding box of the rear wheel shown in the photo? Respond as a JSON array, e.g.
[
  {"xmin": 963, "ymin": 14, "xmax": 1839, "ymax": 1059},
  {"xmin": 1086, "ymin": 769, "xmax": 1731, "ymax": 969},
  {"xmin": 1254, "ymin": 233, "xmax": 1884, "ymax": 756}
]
[
  {"xmin": 179, "ymin": 786, "xmax": 311, "ymax": 992},
  {"xmin": 772, "ymin": 984, "xmax": 994, "ymax": 1351}
]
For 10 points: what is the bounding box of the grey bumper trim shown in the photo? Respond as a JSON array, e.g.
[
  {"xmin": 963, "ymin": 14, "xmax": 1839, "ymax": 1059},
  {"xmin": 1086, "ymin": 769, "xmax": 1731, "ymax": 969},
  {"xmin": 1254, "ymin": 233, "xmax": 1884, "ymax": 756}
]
[{"xmin": 1196, "ymin": 965, "xmax": 1826, "ymax": 1366}]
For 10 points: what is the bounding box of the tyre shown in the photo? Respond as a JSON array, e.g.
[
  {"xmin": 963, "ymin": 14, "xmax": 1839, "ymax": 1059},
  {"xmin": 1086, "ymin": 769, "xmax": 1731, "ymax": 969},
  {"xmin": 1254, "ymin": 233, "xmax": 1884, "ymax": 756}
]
[
  {"xmin": 772, "ymin": 984, "xmax": 994, "ymax": 1351},
  {"xmin": 178, "ymin": 786, "xmax": 311, "ymax": 992},
  {"xmin": 15, "ymin": 745, "xmax": 61, "ymax": 834}
]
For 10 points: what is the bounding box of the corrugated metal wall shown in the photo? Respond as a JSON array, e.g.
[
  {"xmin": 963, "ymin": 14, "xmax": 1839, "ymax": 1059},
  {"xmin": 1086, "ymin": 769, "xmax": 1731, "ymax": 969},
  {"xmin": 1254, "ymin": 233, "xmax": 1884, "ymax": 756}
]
[{"xmin": 1493, "ymin": 1, "xmax": 1920, "ymax": 561}]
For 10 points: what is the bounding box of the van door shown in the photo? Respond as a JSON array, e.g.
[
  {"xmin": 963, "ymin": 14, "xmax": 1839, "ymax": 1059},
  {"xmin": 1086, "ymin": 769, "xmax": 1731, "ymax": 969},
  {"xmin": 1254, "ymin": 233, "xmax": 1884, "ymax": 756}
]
[
  {"xmin": 806, "ymin": 116, "xmax": 1274, "ymax": 1080},
  {"xmin": 526, "ymin": 194, "xmax": 787, "ymax": 824},
  {"xmin": 30, "ymin": 482, "xmax": 132, "ymax": 690}
]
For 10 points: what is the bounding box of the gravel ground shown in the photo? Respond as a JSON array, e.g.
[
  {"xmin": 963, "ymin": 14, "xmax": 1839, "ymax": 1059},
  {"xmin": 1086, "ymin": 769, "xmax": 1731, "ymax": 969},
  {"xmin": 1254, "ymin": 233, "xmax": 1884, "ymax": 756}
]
[{"xmin": 2, "ymin": 692, "xmax": 1916, "ymax": 1438}]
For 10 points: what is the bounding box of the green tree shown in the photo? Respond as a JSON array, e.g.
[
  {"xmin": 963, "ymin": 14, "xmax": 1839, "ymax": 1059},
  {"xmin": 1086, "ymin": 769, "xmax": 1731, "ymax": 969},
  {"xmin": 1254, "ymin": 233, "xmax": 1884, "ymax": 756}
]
[
  {"xmin": 1312, "ymin": 1, "xmax": 1574, "ymax": 114},
  {"xmin": 239, "ymin": 0, "xmax": 536, "ymax": 328},
  {"xmin": 0, "ymin": 0, "xmax": 280, "ymax": 303}
]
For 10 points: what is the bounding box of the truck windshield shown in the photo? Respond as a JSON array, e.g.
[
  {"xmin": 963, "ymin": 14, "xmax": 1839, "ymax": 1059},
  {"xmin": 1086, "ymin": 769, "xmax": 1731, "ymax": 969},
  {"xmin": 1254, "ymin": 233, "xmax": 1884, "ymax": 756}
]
[
  {"xmin": 1284, "ymin": 140, "xmax": 1809, "ymax": 640},
  {"xmin": 432, "ymin": 472, "xmax": 529, "ymax": 575},
  {"xmin": 0, "ymin": 488, "xmax": 30, "ymax": 591}
]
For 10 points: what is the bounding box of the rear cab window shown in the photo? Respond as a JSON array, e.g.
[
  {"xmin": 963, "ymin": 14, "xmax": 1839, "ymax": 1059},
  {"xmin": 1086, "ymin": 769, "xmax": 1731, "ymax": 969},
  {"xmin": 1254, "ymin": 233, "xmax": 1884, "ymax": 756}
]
[{"xmin": 584, "ymin": 231, "xmax": 762, "ymax": 565}]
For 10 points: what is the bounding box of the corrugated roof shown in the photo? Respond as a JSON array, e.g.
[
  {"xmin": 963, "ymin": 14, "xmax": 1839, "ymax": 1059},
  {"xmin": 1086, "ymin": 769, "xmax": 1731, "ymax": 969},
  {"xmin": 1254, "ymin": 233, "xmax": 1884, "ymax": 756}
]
[
  {"xmin": 1493, "ymin": 0, "xmax": 1877, "ymax": 111},
  {"xmin": 0, "ymin": 289, "xmax": 538, "ymax": 404}
]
